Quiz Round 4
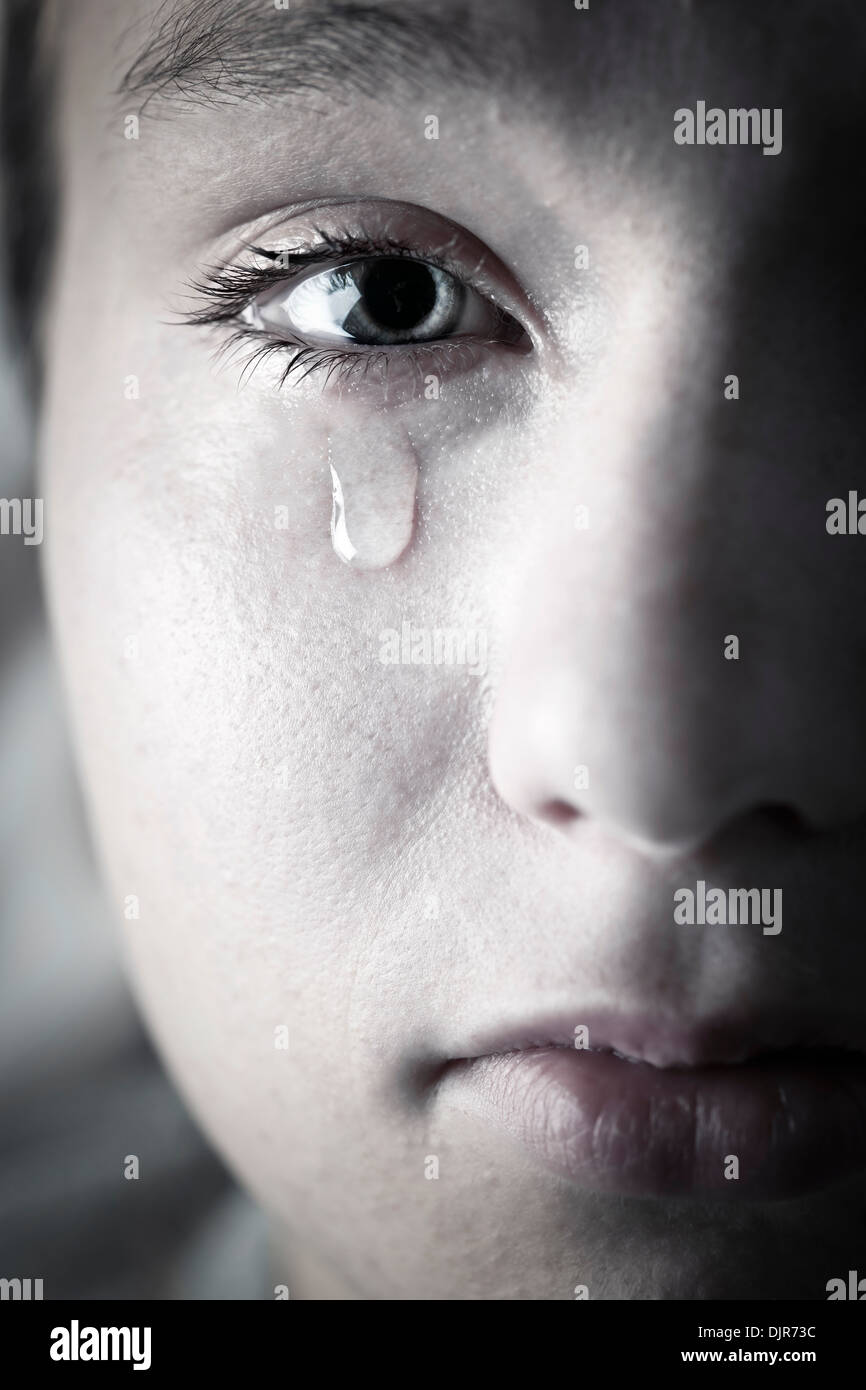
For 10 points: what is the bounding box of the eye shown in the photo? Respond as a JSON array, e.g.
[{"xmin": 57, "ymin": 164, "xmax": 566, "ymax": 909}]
[{"xmin": 243, "ymin": 256, "xmax": 527, "ymax": 349}]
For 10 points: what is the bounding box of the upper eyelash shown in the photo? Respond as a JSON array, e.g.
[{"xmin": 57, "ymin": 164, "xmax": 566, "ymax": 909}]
[{"xmin": 182, "ymin": 229, "xmax": 469, "ymax": 328}]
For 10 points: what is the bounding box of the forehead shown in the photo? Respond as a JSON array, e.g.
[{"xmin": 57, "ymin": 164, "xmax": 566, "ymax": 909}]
[
  {"xmin": 58, "ymin": 0, "xmax": 863, "ymax": 123},
  {"xmin": 48, "ymin": 0, "xmax": 866, "ymax": 290}
]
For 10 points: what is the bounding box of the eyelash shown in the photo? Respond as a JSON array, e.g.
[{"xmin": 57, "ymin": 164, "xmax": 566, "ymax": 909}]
[{"xmin": 183, "ymin": 229, "xmax": 510, "ymax": 389}]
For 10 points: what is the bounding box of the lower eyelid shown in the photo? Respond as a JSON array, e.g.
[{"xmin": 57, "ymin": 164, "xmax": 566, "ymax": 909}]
[{"xmin": 221, "ymin": 327, "xmax": 527, "ymax": 403}]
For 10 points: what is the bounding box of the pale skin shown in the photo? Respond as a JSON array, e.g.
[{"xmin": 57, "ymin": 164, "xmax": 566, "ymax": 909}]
[{"xmin": 40, "ymin": 0, "xmax": 866, "ymax": 1297}]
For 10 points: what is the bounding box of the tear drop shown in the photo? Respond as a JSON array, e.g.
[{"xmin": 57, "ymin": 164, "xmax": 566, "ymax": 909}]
[{"xmin": 328, "ymin": 425, "xmax": 418, "ymax": 569}]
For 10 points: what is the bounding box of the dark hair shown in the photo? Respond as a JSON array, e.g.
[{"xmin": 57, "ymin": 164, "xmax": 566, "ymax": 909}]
[{"xmin": 1, "ymin": 0, "xmax": 55, "ymax": 392}]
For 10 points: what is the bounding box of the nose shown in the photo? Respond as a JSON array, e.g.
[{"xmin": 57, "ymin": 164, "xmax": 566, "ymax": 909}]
[{"xmin": 488, "ymin": 205, "xmax": 866, "ymax": 859}]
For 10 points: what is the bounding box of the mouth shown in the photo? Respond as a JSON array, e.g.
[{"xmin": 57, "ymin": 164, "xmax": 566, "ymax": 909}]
[{"xmin": 440, "ymin": 1018, "xmax": 866, "ymax": 1200}]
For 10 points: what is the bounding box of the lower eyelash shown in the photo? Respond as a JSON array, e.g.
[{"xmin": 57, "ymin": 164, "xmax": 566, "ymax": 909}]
[
  {"xmin": 210, "ymin": 321, "xmax": 484, "ymax": 391},
  {"xmin": 229, "ymin": 330, "xmax": 387, "ymax": 389}
]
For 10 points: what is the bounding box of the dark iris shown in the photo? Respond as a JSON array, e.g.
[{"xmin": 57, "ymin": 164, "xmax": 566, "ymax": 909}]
[{"xmin": 354, "ymin": 259, "xmax": 438, "ymax": 332}]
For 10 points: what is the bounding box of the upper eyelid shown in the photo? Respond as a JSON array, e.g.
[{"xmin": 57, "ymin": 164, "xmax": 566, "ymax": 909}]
[
  {"xmin": 253, "ymin": 239, "xmax": 479, "ymax": 306},
  {"xmin": 189, "ymin": 198, "xmax": 546, "ymax": 340}
]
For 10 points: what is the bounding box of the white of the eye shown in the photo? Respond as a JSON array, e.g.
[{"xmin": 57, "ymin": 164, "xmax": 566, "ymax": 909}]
[{"xmin": 275, "ymin": 272, "xmax": 363, "ymax": 340}]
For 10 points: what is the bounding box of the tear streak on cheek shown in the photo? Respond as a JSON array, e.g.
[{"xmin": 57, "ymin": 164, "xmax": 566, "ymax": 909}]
[{"xmin": 328, "ymin": 423, "xmax": 419, "ymax": 569}]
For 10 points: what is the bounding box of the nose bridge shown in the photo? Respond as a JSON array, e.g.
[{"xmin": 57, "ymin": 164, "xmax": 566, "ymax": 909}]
[
  {"xmin": 487, "ymin": 244, "xmax": 783, "ymax": 853},
  {"xmin": 539, "ymin": 247, "xmax": 746, "ymax": 685}
]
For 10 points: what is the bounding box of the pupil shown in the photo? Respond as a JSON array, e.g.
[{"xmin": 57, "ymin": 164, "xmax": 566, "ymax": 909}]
[{"xmin": 360, "ymin": 259, "xmax": 437, "ymax": 331}]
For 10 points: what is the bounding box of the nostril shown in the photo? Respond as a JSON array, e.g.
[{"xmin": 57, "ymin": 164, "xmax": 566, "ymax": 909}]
[
  {"xmin": 539, "ymin": 799, "xmax": 581, "ymax": 828},
  {"xmin": 756, "ymin": 804, "xmax": 809, "ymax": 837}
]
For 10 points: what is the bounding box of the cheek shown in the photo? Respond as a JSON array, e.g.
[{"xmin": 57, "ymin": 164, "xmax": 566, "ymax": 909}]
[
  {"xmin": 40, "ymin": 356, "xmax": 430, "ymax": 1209},
  {"xmin": 40, "ymin": 289, "xmax": 542, "ymax": 892},
  {"xmin": 39, "ymin": 314, "xmax": 495, "ymax": 1020}
]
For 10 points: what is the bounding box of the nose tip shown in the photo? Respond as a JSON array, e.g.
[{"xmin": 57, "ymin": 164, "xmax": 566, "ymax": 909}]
[{"xmin": 487, "ymin": 669, "xmax": 801, "ymax": 865}]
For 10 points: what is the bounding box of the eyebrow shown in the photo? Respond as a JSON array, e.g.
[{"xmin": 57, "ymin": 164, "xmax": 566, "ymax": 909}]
[{"xmin": 116, "ymin": 0, "xmax": 501, "ymax": 116}]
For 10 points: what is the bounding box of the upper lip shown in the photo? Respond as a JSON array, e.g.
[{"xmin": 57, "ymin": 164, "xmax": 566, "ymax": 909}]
[{"xmin": 453, "ymin": 1010, "xmax": 866, "ymax": 1071}]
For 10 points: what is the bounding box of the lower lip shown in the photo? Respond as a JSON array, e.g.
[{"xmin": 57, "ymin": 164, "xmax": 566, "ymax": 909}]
[{"xmin": 449, "ymin": 1046, "xmax": 866, "ymax": 1199}]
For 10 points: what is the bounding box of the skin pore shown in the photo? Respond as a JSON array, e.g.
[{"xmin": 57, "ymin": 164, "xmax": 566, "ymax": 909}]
[{"xmin": 40, "ymin": 0, "xmax": 866, "ymax": 1298}]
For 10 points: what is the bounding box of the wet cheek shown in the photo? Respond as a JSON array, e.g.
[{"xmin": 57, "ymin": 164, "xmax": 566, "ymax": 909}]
[
  {"xmin": 40, "ymin": 396, "xmax": 436, "ymax": 892},
  {"xmin": 43, "ymin": 300, "xmax": 546, "ymax": 925}
]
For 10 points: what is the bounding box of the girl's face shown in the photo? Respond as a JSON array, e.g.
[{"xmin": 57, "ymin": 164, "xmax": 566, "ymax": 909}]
[{"xmin": 41, "ymin": 0, "xmax": 866, "ymax": 1297}]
